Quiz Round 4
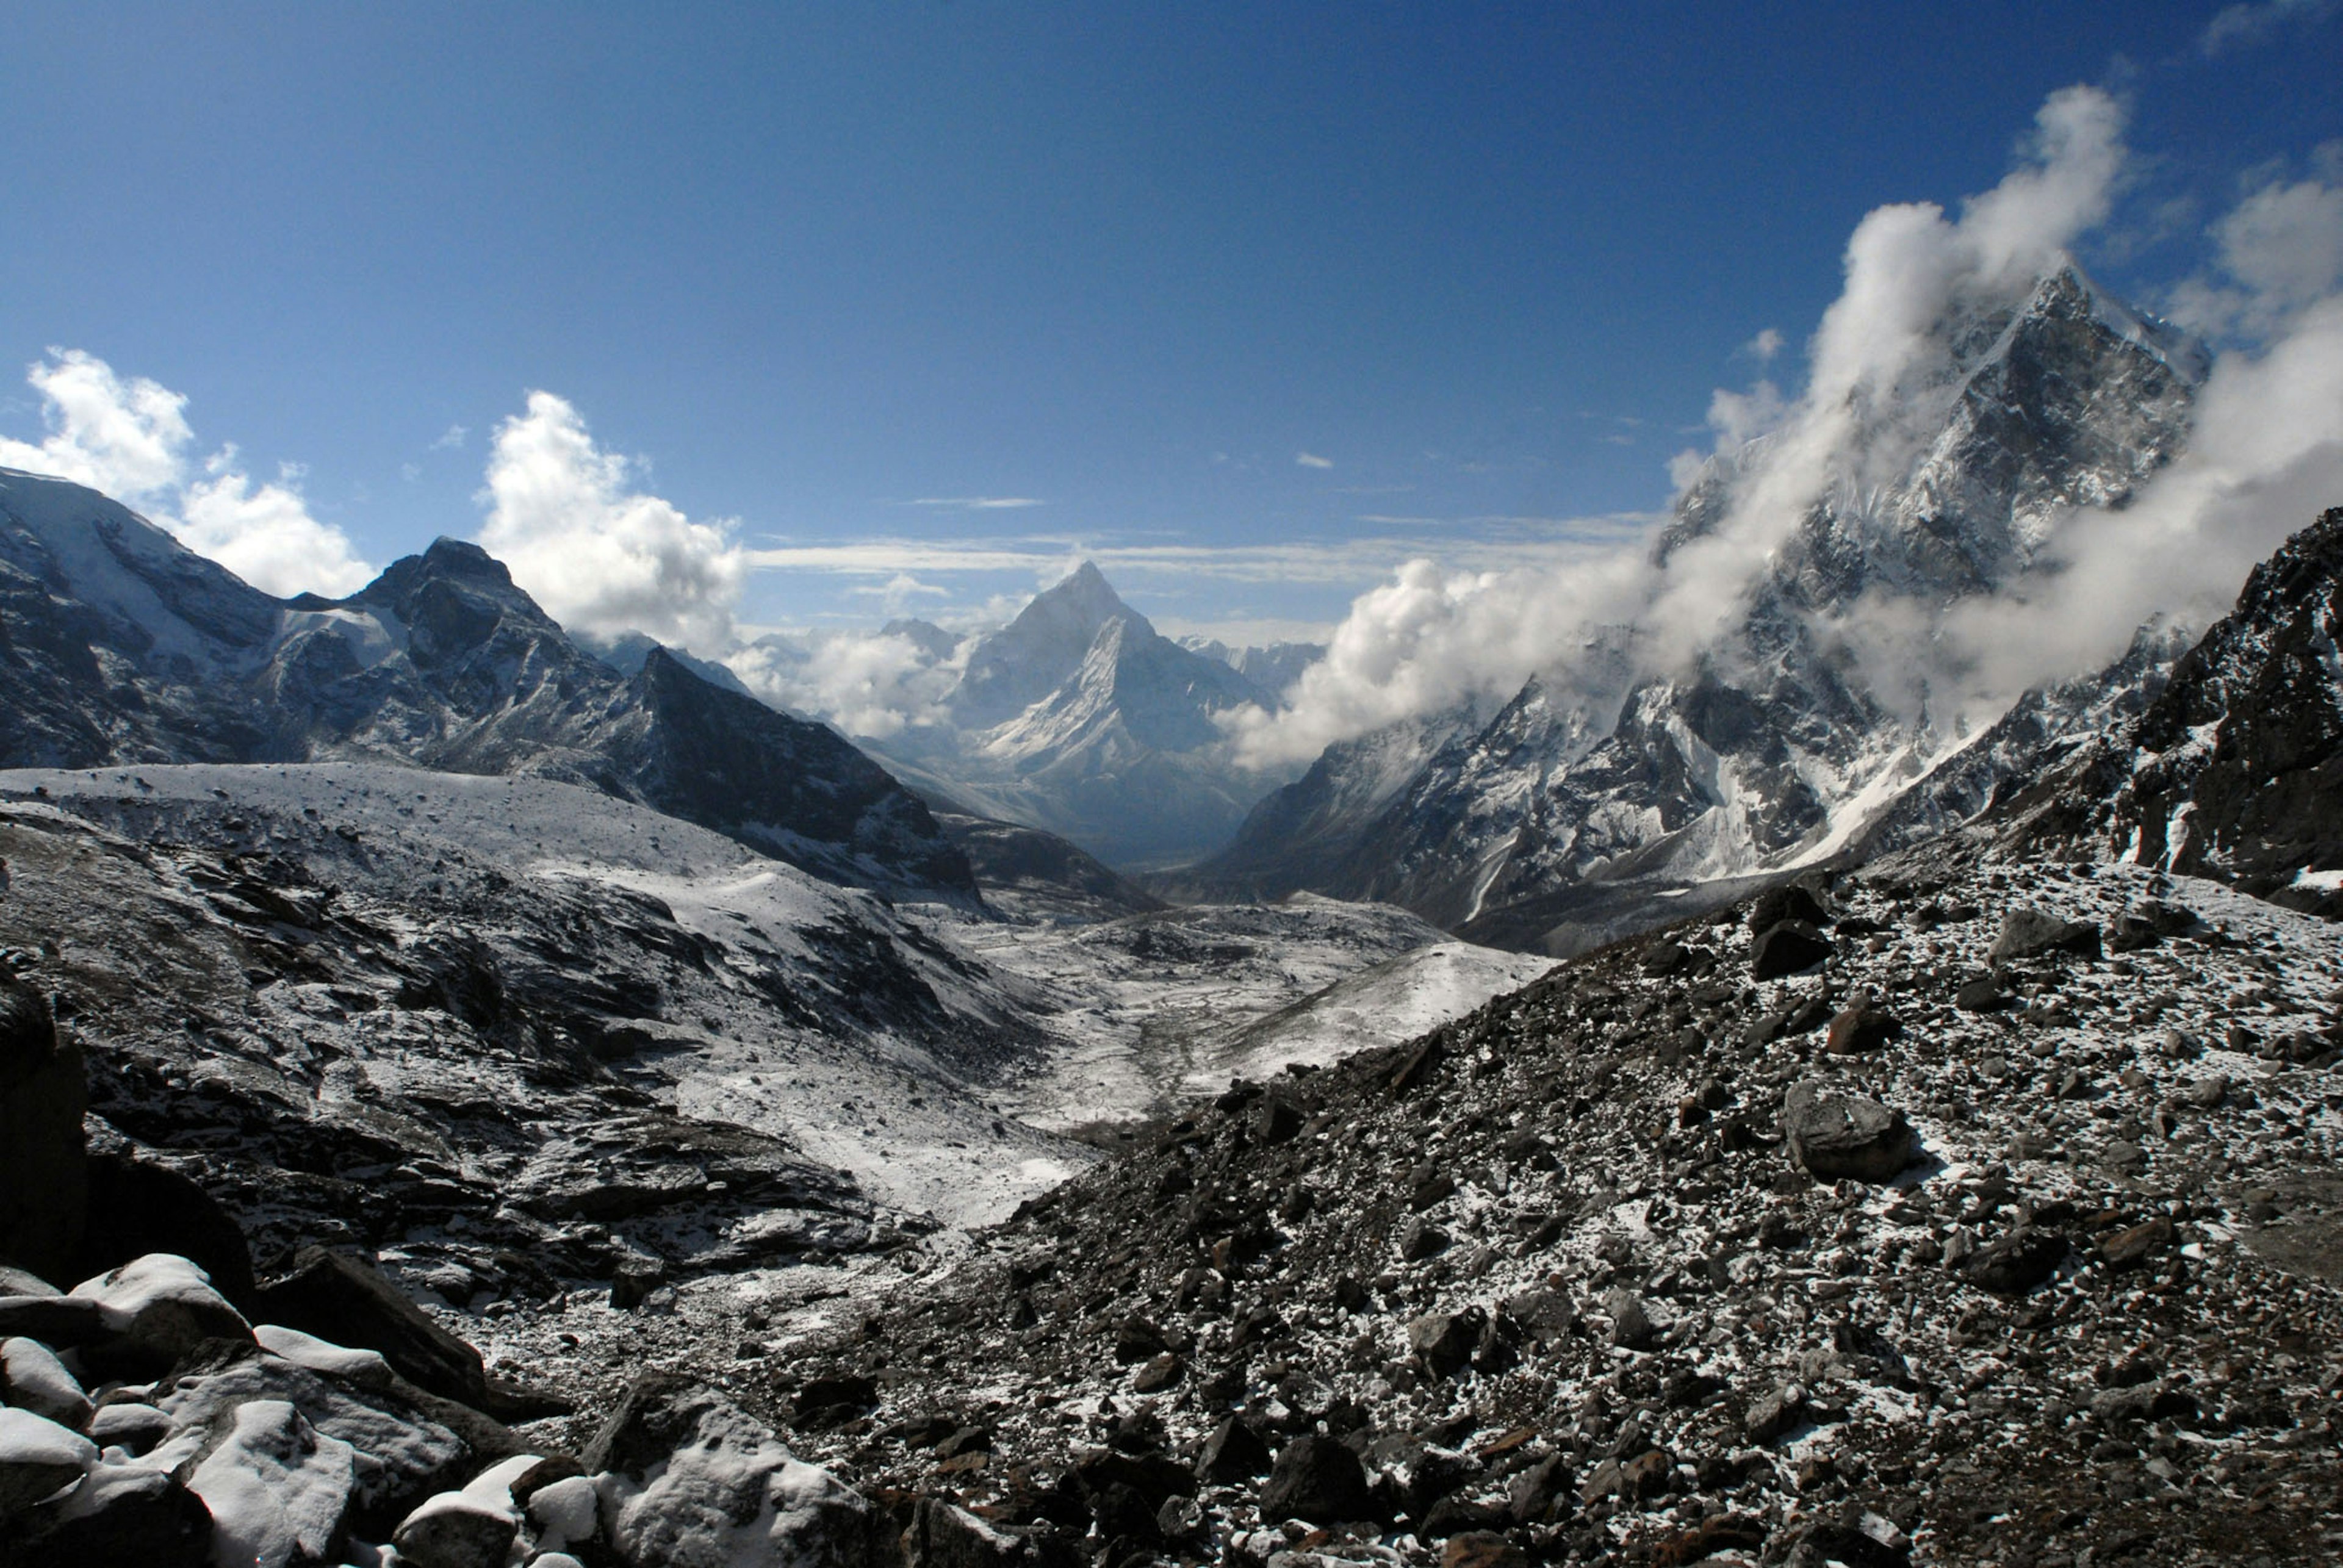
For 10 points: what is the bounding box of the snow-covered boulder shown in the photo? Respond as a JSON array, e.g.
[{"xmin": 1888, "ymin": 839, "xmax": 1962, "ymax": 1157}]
[
  {"xmin": 0, "ymin": 1404, "xmax": 96, "ymax": 1515},
  {"xmin": 584, "ymin": 1373, "xmax": 893, "ymax": 1568},
  {"xmin": 1, "ymin": 1334, "xmax": 92, "ymax": 1430},
  {"xmin": 254, "ymin": 1324, "xmax": 395, "ymax": 1391},
  {"xmin": 70, "ymin": 1254, "xmax": 251, "ymax": 1370},
  {"xmin": 186, "ymin": 1398, "xmax": 356, "ymax": 1568}
]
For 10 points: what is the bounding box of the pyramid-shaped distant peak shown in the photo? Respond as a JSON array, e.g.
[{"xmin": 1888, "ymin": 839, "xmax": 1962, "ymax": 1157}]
[{"xmin": 1027, "ymin": 559, "xmax": 1131, "ymax": 628}]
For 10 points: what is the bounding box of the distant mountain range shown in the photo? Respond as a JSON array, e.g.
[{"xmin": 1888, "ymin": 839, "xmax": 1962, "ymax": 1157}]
[{"xmin": 0, "ymin": 469, "xmax": 973, "ymax": 897}]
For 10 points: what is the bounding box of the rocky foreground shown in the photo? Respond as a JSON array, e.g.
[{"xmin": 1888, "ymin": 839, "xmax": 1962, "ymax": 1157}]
[
  {"xmin": 4, "ymin": 838, "xmax": 2340, "ymax": 1567},
  {"xmin": 755, "ymin": 843, "xmax": 2342, "ymax": 1567}
]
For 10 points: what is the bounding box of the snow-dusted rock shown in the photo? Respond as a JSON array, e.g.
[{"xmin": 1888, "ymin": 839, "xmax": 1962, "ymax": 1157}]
[
  {"xmin": 253, "ymin": 1325, "xmax": 395, "ymax": 1391},
  {"xmin": 187, "ymin": 1399, "xmax": 356, "ymax": 1568},
  {"xmin": 389, "ymin": 1489, "xmax": 518, "ymax": 1568},
  {"xmin": 1, "ymin": 1334, "xmax": 91, "ymax": 1430},
  {"xmin": 10, "ymin": 1458, "xmax": 214, "ymax": 1567},
  {"xmin": 70, "ymin": 1254, "xmax": 251, "ymax": 1368},
  {"xmin": 0, "ymin": 1404, "xmax": 95, "ymax": 1514},
  {"xmin": 586, "ymin": 1374, "xmax": 891, "ymax": 1568},
  {"xmin": 151, "ymin": 1351, "xmax": 473, "ymax": 1525},
  {"xmin": 525, "ymin": 1472, "xmax": 602, "ymax": 1555}
]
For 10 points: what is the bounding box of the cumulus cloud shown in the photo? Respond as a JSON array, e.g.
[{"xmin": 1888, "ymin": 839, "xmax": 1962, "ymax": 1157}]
[
  {"xmin": 476, "ymin": 390, "xmax": 747, "ymax": 651},
  {"xmin": 2168, "ymin": 173, "xmax": 2343, "ymax": 340},
  {"xmin": 725, "ymin": 627, "xmax": 961, "ymax": 740},
  {"xmin": 0, "ymin": 348, "xmax": 373, "ymax": 596}
]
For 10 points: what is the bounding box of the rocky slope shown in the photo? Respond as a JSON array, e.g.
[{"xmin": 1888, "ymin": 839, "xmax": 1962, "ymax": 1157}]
[
  {"xmin": 0, "ymin": 469, "xmax": 971, "ymax": 897},
  {"xmin": 759, "ymin": 842, "xmax": 2343, "ymax": 1567},
  {"xmin": 1188, "ymin": 266, "xmax": 2206, "ymax": 953}
]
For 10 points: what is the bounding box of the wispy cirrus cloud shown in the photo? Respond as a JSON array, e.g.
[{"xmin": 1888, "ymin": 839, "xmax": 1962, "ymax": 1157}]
[
  {"xmin": 1295, "ymin": 451, "xmax": 1334, "ymax": 469},
  {"xmin": 902, "ymin": 495, "xmax": 1045, "ymax": 510},
  {"xmin": 2200, "ymin": 0, "xmax": 2336, "ymax": 54}
]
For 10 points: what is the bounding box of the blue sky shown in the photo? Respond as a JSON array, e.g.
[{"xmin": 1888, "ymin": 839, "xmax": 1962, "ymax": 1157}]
[{"xmin": 2, "ymin": 2, "xmax": 2339, "ymax": 646}]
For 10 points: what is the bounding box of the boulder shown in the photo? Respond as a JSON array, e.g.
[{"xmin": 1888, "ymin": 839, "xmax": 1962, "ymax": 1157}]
[
  {"xmin": 1408, "ymin": 1309, "xmax": 1483, "ymax": 1379},
  {"xmin": 1750, "ymin": 921, "xmax": 1833, "ymax": 981},
  {"xmin": 1605, "ymin": 1290, "xmax": 1655, "ymax": 1350},
  {"xmin": 149, "ymin": 1347, "xmax": 478, "ymax": 1530},
  {"xmin": 1962, "ymin": 1228, "xmax": 2068, "ymax": 1295},
  {"xmin": 10, "ymin": 1458, "xmax": 213, "ymax": 1567},
  {"xmin": 1259, "ymin": 1434, "xmax": 1373, "ymax": 1525},
  {"xmin": 2, "ymin": 1334, "xmax": 92, "ymax": 1430},
  {"xmin": 1824, "ymin": 1000, "xmax": 1902, "ymax": 1056},
  {"xmin": 251, "ymin": 1247, "xmax": 486, "ymax": 1407},
  {"xmin": 186, "ymin": 1398, "xmax": 356, "ymax": 1568},
  {"xmin": 0, "ymin": 1406, "xmax": 95, "ymax": 1515},
  {"xmin": 0, "ymin": 971, "xmax": 84, "ymax": 1287},
  {"xmin": 1750, "ymin": 882, "xmax": 1832, "ymax": 932},
  {"xmin": 253, "ymin": 1325, "xmax": 395, "ymax": 1391},
  {"xmin": 902, "ymin": 1495, "xmax": 1029, "ymax": 1567},
  {"xmin": 86, "ymin": 1401, "xmax": 172, "ymax": 1456},
  {"xmin": 1780, "ymin": 1081, "xmax": 1916, "ymax": 1182},
  {"xmin": 1989, "ymin": 908, "xmax": 2102, "ymax": 965},
  {"xmin": 1195, "ymin": 1417, "xmax": 1273, "ymax": 1483},
  {"xmin": 586, "ymin": 1373, "xmax": 893, "ymax": 1568},
  {"xmin": 70, "ymin": 1254, "xmax": 252, "ymax": 1375},
  {"xmin": 391, "ymin": 1491, "xmax": 520, "ymax": 1568}
]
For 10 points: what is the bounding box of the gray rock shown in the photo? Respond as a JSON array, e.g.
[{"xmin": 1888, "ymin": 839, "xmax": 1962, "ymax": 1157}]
[
  {"xmin": 904, "ymin": 1495, "xmax": 1029, "ymax": 1566},
  {"xmin": 1989, "ymin": 908, "xmax": 2102, "ymax": 964},
  {"xmin": 1407, "ymin": 1309, "xmax": 1481, "ymax": 1379},
  {"xmin": 1259, "ymin": 1433, "xmax": 1373, "ymax": 1525},
  {"xmin": 1605, "ymin": 1290, "xmax": 1655, "ymax": 1350},
  {"xmin": 1962, "ymin": 1227, "xmax": 2068, "ymax": 1294},
  {"xmin": 1195, "ymin": 1417, "xmax": 1273, "ymax": 1483},
  {"xmin": 1781, "ymin": 1081, "xmax": 1917, "ymax": 1182},
  {"xmin": 391, "ymin": 1492, "xmax": 520, "ymax": 1568}
]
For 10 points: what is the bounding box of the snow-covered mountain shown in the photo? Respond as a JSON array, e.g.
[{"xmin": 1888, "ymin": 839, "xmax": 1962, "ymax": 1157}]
[
  {"xmin": 0, "ymin": 467, "xmax": 973, "ymax": 897},
  {"xmin": 1188, "ymin": 263, "xmax": 2208, "ymax": 951},
  {"xmin": 868, "ymin": 562, "xmax": 1300, "ymax": 869}
]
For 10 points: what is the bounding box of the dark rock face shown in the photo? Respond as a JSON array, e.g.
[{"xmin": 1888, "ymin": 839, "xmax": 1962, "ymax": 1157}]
[
  {"xmin": 0, "ymin": 971, "xmax": 82, "ymax": 1285},
  {"xmin": 0, "ymin": 477, "xmax": 971, "ymax": 899},
  {"xmin": 1259, "ymin": 1434, "xmax": 1374, "ymax": 1525},
  {"xmin": 7, "ymin": 1460, "xmax": 213, "ymax": 1568},
  {"xmin": 2116, "ymin": 506, "xmax": 2343, "ymax": 907},
  {"xmin": 1781, "ymin": 1081, "xmax": 1917, "ymax": 1182}
]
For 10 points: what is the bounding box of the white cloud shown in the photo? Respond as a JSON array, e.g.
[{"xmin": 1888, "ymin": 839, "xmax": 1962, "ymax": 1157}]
[
  {"xmin": 1296, "ymin": 451, "xmax": 1334, "ymax": 469},
  {"xmin": 1229, "ymin": 85, "xmax": 2140, "ymax": 769},
  {"xmin": 431, "ymin": 423, "xmax": 469, "ymax": 450},
  {"xmin": 904, "ymin": 495, "xmax": 1043, "ymax": 509},
  {"xmin": 0, "ymin": 348, "xmax": 373, "ymax": 597},
  {"xmin": 1744, "ymin": 327, "xmax": 1785, "ymax": 362},
  {"xmin": 2201, "ymin": 0, "xmax": 2336, "ymax": 54},
  {"xmin": 724, "ymin": 627, "xmax": 960, "ymax": 739},
  {"xmin": 476, "ymin": 390, "xmax": 747, "ymax": 652},
  {"xmin": 2168, "ymin": 174, "xmax": 2343, "ymax": 339}
]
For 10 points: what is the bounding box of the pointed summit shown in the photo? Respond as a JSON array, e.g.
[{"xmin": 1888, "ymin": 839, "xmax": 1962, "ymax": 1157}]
[{"xmin": 950, "ymin": 561, "xmax": 1150, "ymax": 728}]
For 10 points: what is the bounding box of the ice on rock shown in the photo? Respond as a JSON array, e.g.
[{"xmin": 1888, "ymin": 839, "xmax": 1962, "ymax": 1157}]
[
  {"xmin": 0, "ymin": 1404, "xmax": 96, "ymax": 1514},
  {"xmin": 71, "ymin": 1254, "xmax": 251, "ymax": 1365},
  {"xmin": 187, "ymin": 1398, "xmax": 357, "ymax": 1568},
  {"xmin": 1, "ymin": 1334, "xmax": 92, "ymax": 1430},
  {"xmin": 253, "ymin": 1324, "xmax": 395, "ymax": 1390}
]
